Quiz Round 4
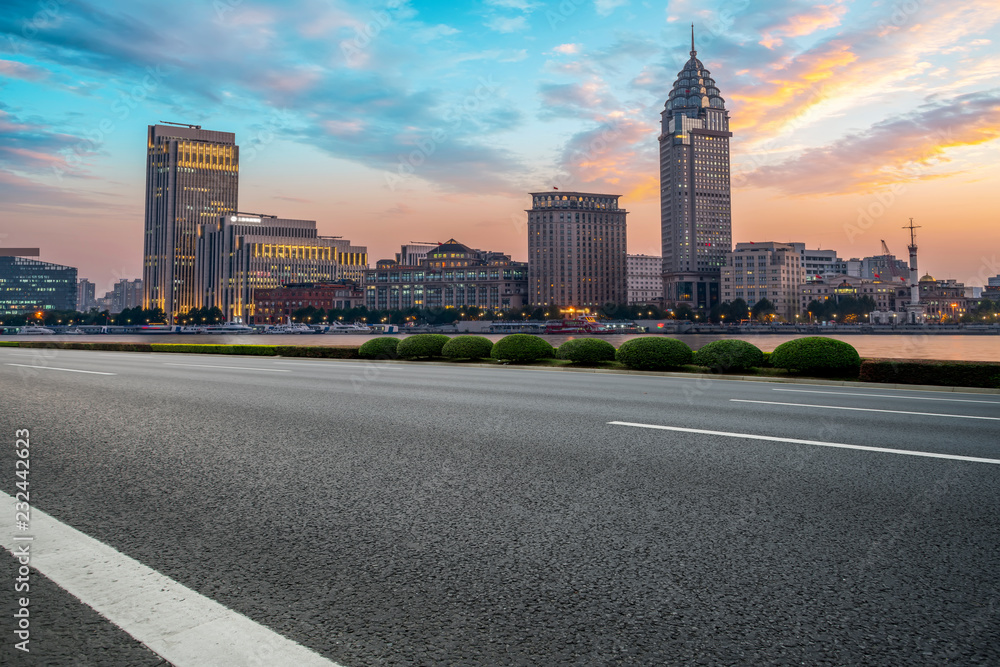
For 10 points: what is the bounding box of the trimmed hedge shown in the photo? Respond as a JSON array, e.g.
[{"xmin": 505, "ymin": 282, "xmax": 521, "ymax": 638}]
[
  {"xmin": 557, "ymin": 338, "xmax": 616, "ymax": 364},
  {"xmin": 397, "ymin": 334, "xmax": 450, "ymax": 359},
  {"xmin": 276, "ymin": 346, "xmax": 359, "ymax": 359},
  {"xmin": 442, "ymin": 335, "xmax": 494, "ymax": 360},
  {"xmin": 0, "ymin": 341, "xmax": 19, "ymax": 347},
  {"xmin": 860, "ymin": 358, "xmax": 1000, "ymax": 389},
  {"xmin": 358, "ymin": 337, "xmax": 400, "ymax": 359},
  {"xmin": 150, "ymin": 344, "xmax": 276, "ymax": 355},
  {"xmin": 770, "ymin": 337, "xmax": 861, "ymax": 375},
  {"xmin": 616, "ymin": 337, "xmax": 693, "ymax": 370},
  {"xmin": 14, "ymin": 341, "xmax": 154, "ymax": 352},
  {"xmin": 693, "ymin": 339, "xmax": 764, "ymax": 373},
  {"xmin": 491, "ymin": 334, "xmax": 555, "ymax": 363}
]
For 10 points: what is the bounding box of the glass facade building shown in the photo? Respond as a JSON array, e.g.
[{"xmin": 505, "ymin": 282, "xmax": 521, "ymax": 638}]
[
  {"xmin": 143, "ymin": 124, "xmax": 239, "ymax": 320},
  {"xmin": 0, "ymin": 256, "xmax": 77, "ymax": 316}
]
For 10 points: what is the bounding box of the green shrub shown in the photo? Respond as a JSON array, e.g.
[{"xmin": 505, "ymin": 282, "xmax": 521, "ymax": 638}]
[
  {"xmin": 770, "ymin": 337, "xmax": 861, "ymax": 375},
  {"xmin": 557, "ymin": 338, "xmax": 616, "ymax": 364},
  {"xmin": 441, "ymin": 335, "xmax": 494, "ymax": 360},
  {"xmin": 0, "ymin": 341, "xmax": 19, "ymax": 347},
  {"xmin": 693, "ymin": 339, "xmax": 764, "ymax": 373},
  {"xmin": 615, "ymin": 337, "xmax": 693, "ymax": 370},
  {"xmin": 358, "ymin": 337, "xmax": 400, "ymax": 359},
  {"xmin": 860, "ymin": 359, "xmax": 1000, "ymax": 388},
  {"xmin": 396, "ymin": 334, "xmax": 450, "ymax": 359},
  {"xmin": 491, "ymin": 334, "xmax": 555, "ymax": 363}
]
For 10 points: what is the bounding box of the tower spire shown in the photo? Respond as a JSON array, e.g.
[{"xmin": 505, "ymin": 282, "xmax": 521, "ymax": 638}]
[{"xmin": 691, "ymin": 23, "xmax": 696, "ymax": 56}]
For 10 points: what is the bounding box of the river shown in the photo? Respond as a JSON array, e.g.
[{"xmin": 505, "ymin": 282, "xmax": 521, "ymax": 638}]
[{"xmin": 3, "ymin": 332, "xmax": 998, "ymax": 362}]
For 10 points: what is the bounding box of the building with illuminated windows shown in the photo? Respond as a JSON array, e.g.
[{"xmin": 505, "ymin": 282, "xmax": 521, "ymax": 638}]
[
  {"xmin": 254, "ymin": 281, "xmax": 366, "ymax": 324},
  {"xmin": 627, "ymin": 254, "xmax": 664, "ymax": 305},
  {"xmin": 527, "ymin": 192, "xmax": 627, "ymax": 307},
  {"xmin": 143, "ymin": 123, "xmax": 239, "ymax": 320},
  {"xmin": 660, "ymin": 27, "xmax": 732, "ymax": 311},
  {"xmin": 0, "ymin": 249, "xmax": 77, "ymax": 316},
  {"xmin": 366, "ymin": 240, "xmax": 527, "ymax": 310},
  {"xmin": 197, "ymin": 214, "xmax": 367, "ymax": 322},
  {"xmin": 722, "ymin": 243, "xmax": 804, "ymax": 320}
]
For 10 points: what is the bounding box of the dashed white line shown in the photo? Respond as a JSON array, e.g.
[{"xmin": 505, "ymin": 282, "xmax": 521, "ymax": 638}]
[
  {"xmin": 0, "ymin": 491, "xmax": 341, "ymax": 667},
  {"xmin": 163, "ymin": 362, "xmax": 290, "ymax": 373},
  {"xmin": 771, "ymin": 388, "xmax": 1000, "ymax": 404},
  {"xmin": 607, "ymin": 422, "xmax": 1000, "ymax": 465},
  {"xmin": 4, "ymin": 363, "xmax": 116, "ymax": 375},
  {"xmin": 729, "ymin": 399, "xmax": 1000, "ymax": 421}
]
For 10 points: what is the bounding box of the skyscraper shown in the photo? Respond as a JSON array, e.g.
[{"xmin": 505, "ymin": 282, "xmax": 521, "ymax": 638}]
[
  {"xmin": 660, "ymin": 27, "xmax": 732, "ymax": 310},
  {"xmin": 143, "ymin": 123, "xmax": 239, "ymax": 320},
  {"xmin": 527, "ymin": 192, "xmax": 627, "ymax": 308}
]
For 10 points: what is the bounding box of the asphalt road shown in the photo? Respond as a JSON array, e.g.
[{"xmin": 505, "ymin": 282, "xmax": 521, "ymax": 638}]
[{"xmin": 1, "ymin": 348, "xmax": 999, "ymax": 665}]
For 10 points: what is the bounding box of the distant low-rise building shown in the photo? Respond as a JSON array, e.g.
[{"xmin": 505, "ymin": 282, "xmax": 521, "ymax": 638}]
[
  {"xmin": 798, "ymin": 275, "xmax": 905, "ymax": 318},
  {"xmin": 254, "ymin": 281, "xmax": 365, "ymax": 324},
  {"xmin": 984, "ymin": 275, "xmax": 1000, "ymax": 299},
  {"xmin": 0, "ymin": 249, "xmax": 77, "ymax": 317},
  {"xmin": 915, "ymin": 275, "xmax": 972, "ymax": 321},
  {"xmin": 721, "ymin": 242, "xmax": 804, "ymax": 319},
  {"xmin": 627, "ymin": 255, "xmax": 664, "ymax": 305},
  {"xmin": 366, "ymin": 239, "xmax": 527, "ymax": 311}
]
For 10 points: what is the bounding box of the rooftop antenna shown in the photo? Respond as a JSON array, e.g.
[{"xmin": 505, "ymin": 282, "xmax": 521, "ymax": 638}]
[
  {"xmin": 159, "ymin": 121, "xmax": 202, "ymax": 129},
  {"xmin": 690, "ymin": 23, "xmax": 696, "ymax": 56}
]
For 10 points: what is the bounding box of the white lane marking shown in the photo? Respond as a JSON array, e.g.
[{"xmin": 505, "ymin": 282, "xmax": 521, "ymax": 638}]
[
  {"xmin": 0, "ymin": 491, "xmax": 341, "ymax": 667},
  {"xmin": 730, "ymin": 399, "xmax": 1000, "ymax": 421},
  {"xmin": 607, "ymin": 422, "xmax": 1000, "ymax": 465},
  {"xmin": 271, "ymin": 361, "xmax": 396, "ymax": 367},
  {"xmin": 771, "ymin": 388, "xmax": 1000, "ymax": 405},
  {"xmin": 4, "ymin": 363, "xmax": 116, "ymax": 376},
  {"xmin": 163, "ymin": 362, "xmax": 290, "ymax": 373}
]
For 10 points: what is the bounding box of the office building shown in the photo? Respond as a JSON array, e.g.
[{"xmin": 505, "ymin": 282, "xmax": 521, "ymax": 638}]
[
  {"xmin": 721, "ymin": 242, "xmax": 804, "ymax": 320},
  {"xmin": 660, "ymin": 27, "xmax": 733, "ymax": 310},
  {"xmin": 787, "ymin": 244, "xmax": 858, "ymax": 280},
  {"xmin": 0, "ymin": 249, "xmax": 77, "ymax": 316},
  {"xmin": 627, "ymin": 255, "xmax": 665, "ymax": 305},
  {"xmin": 527, "ymin": 192, "xmax": 627, "ymax": 307},
  {"xmin": 197, "ymin": 213, "xmax": 367, "ymax": 322},
  {"xmin": 396, "ymin": 243, "xmax": 438, "ymax": 266},
  {"xmin": 366, "ymin": 240, "xmax": 527, "ymax": 310},
  {"xmin": 143, "ymin": 123, "xmax": 239, "ymax": 319}
]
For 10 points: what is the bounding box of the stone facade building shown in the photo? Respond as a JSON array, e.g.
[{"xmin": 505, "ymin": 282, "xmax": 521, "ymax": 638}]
[
  {"xmin": 721, "ymin": 242, "xmax": 804, "ymax": 320},
  {"xmin": 527, "ymin": 192, "xmax": 627, "ymax": 307}
]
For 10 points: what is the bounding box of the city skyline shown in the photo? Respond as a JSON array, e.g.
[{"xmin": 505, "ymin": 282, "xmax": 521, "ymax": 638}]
[{"xmin": 2, "ymin": 0, "xmax": 999, "ymax": 290}]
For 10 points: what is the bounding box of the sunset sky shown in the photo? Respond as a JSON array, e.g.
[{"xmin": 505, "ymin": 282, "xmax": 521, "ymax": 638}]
[{"xmin": 1, "ymin": 0, "xmax": 998, "ymax": 294}]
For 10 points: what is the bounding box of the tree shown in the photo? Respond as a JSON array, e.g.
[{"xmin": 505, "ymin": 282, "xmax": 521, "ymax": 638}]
[
  {"xmin": 751, "ymin": 298, "xmax": 776, "ymax": 322},
  {"xmin": 727, "ymin": 298, "xmax": 750, "ymax": 322}
]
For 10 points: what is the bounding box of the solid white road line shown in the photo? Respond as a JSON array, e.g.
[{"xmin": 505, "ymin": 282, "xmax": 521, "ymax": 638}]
[
  {"xmin": 730, "ymin": 399, "xmax": 1000, "ymax": 421},
  {"xmin": 0, "ymin": 491, "xmax": 341, "ymax": 667},
  {"xmin": 607, "ymin": 422, "xmax": 1000, "ymax": 465},
  {"xmin": 4, "ymin": 363, "xmax": 116, "ymax": 376},
  {"xmin": 163, "ymin": 362, "xmax": 290, "ymax": 373},
  {"xmin": 771, "ymin": 388, "xmax": 1000, "ymax": 404}
]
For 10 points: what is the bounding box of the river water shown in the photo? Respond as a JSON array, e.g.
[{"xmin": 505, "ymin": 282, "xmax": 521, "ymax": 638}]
[{"xmin": 4, "ymin": 332, "xmax": 998, "ymax": 361}]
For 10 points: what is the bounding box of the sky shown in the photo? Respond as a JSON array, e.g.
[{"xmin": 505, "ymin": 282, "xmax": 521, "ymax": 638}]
[{"xmin": 1, "ymin": 0, "xmax": 999, "ymax": 295}]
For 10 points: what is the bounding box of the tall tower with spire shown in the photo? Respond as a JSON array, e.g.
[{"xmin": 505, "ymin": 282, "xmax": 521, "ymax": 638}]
[{"xmin": 659, "ymin": 26, "xmax": 732, "ymax": 310}]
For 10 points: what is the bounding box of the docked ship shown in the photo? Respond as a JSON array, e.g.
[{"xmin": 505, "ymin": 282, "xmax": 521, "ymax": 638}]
[{"xmin": 545, "ymin": 316, "xmax": 611, "ymax": 334}]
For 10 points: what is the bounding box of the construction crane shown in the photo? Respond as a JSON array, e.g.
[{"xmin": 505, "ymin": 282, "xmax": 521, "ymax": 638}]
[
  {"xmin": 158, "ymin": 121, "xmax": 202, "ymax": 129},
  {"xmin": 879, "ymin": 239, "xmax": 905, "ymax": 282}
]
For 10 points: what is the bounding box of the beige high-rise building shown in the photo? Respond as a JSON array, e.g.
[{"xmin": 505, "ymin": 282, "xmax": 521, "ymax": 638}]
[
  {"xmin": 527, "ymin": 192, "xmax": 627, "ymax": 308},
  {"xmin": 660, "ymin": 27, "xmax": 732, "ymax": 311},
  {"xmin": 721, "ymin": 242, "xmax": 804, "ymax": 320}
]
